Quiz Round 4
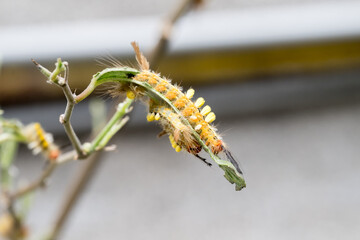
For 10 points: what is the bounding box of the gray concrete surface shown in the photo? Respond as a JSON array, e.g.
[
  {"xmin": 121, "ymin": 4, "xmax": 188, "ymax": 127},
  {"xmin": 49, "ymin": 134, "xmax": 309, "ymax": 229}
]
[{"xmin": 14, "ymin": 101, "xmax": 360, "ymax": 240}]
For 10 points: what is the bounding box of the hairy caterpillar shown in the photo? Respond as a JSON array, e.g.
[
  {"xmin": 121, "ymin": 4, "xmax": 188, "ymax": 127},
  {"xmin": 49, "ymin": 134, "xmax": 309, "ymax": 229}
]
[
  {"xmin": 0, "ymin": 113, "xmax": 60, "ymax": 161},
  {"xmin": 23, "ymin": 123, "xmax": 60, "ymax": 161},
  {"xmin": 75, "ymin": 42, "xmax": 245, "ymax": 190},
  {"xmin": 132, "ymin": 43, "xmax": 242, "ymax": 172},
  {"xmin": 148, "ymin": 106, "xmax": 207, "ymax": 163}
]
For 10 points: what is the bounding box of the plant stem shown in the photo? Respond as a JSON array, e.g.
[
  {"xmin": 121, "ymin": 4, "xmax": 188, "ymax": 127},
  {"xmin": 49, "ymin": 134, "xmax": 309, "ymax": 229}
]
[
  {"xmin": 60, "ymin": 86, "xmax": 85, "ymax": 159},
  {"xmin": 60, "ymin": 62, "xmax": 86, "ymax": 159},
  {"xmin": 46, "ymin": 152, "xmax": 101, "ymax": 240},
  {"xmin": 32, "ymin": 59, "xmax": 85, "ymax": 159},
  {"xmin": 88, "ymin": 97, "xmax": 133, "ymax": 153},
  {"xmin": 10, "ymin": 151, "xmax": 77, "ymax": 199},
  {"xmin": 10, "ymin": 162, "xmax": 57, "ymax": 199},
  {"xmin": 74, "ymin": 80, "xmax": 96, "ymax": 103},
  {"xmin": 7, "ymin": 202, "xmax": 23, "ymax": 240},
  {"xmin": 149, "ymin": 0, "xmax": 202, "ymax": 68},
  {"xmin": 0, "ymin": 139, "xmax": 18, "ymax": 190}
]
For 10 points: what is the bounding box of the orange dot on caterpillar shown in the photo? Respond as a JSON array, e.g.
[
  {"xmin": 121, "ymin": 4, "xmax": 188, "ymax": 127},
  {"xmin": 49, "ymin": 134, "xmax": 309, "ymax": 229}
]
[
  {"xmin": 174, "ymin": 96, "xmax": 188, "ymax": 109},
  {"xmin": 148, "ymin": 76, "xmax": 158, "ymax": 85},
  {"xmin": 165, "ymin": 88, "xmax": 178, "ymax": 101},
  {"xmin": 154, "ymin": 80, "xmax": 168, "ymax": 93}
]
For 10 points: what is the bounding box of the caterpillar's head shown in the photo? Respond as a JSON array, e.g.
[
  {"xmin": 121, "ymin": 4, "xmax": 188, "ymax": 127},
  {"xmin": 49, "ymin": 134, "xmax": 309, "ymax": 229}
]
[
  {"xmin": 187, "ymin": 144, "xmax": 202, "ymax": 154},
  {"xmin": 211, "ymin": 139, "xmax": 223, "ymax": 154}
]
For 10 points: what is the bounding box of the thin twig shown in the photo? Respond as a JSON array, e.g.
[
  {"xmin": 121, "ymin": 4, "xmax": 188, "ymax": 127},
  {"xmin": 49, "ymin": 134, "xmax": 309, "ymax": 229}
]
[
  {"xmin": 10, "ymin": 163, "xmax": 56, "ymax": 199},
  {"xmin": 9, "ymin": 151, "xmax": 77, "ymax": 199},
  {"xmin": 59, "ymin": 65, "xmax": 85, "ymax": 159},
  {"xmin": 7, "ymin": 203, "xmax": 23, "ymax": 240},
  {"xmin": 59, "ymin": 91, "xmax": 84, "ymax": 159},
  {"xmin": 31, "ymin": 59, "xmax": 85, "ymax": 159},
  {"xmin": 149, "ymin": 0, "xmax": 202, "ymax": 68},
  {"xmin": 47, "ymin": 152, "xmax": 101, "ymax": 240}
]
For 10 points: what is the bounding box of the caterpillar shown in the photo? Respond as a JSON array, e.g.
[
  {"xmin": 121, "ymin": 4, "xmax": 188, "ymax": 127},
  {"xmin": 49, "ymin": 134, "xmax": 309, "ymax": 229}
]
[
  {"xmin": 148, "ymin": 106, "xmax": 207, "ymax": 164},
  {"xmin": 117, "ymin": 44, "xmax": 222, "ymax": 154},
  {"xmin": 131, "ymin": 43, "xmax": 242, "ymax": 172},
  {"xmin": 23, "ymin": 123, "xmax": 60, "ymax": 161},
  {"xmin": 76, "ymin": 42, "xmax": 245, "ymax": 190},
  {"xmin": 143, "ymin": 82, "xmax": 222, "ymax": 165}
]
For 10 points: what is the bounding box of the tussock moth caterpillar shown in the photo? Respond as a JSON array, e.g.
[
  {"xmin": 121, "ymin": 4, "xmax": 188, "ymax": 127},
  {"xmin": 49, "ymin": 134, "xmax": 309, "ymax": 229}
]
[
  {"xmin": 23, "ymin": 123, "xmax": 60, "ymax": 161},
  {"xmin": 0, "ymin": 114, "xmax": 60, "ymax": 161},
  {"xmin": 78, "ymin": 42, "xmax": 246, "ymax": 190},
  {"xmin": 131, "ymin": 43, "xmax": 242, "ymax": 172}
]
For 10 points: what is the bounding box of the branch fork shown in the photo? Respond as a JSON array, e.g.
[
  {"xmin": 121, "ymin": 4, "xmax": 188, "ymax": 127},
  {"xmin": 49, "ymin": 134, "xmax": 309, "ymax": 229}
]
[{"xmin": 31, "ymin": 58, "xmax": 133, "ymax": 160}]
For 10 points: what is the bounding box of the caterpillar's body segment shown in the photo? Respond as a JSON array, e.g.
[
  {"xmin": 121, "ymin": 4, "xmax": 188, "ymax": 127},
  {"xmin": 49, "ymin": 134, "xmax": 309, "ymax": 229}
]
[
  {"xmin": 86, "ymin": 42, "xmax": 246, "ymax": 190},
  {"xmin": 23, "ymin": 123, "xmax": 60, "ymax": 161},
  {"xmin": 137, "ymin": 71, "xmax": 224, "ymax": 156},
  {"xmin": 151, "ymin": 106, "xmax": 201, "ymax": 155}
]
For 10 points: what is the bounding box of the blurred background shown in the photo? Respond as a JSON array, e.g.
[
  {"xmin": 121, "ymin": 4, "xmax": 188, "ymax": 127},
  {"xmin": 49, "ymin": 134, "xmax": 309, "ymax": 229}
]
[{"xmin": 1, "ymin": 0, "xmax": 360, "ymax": 239}]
